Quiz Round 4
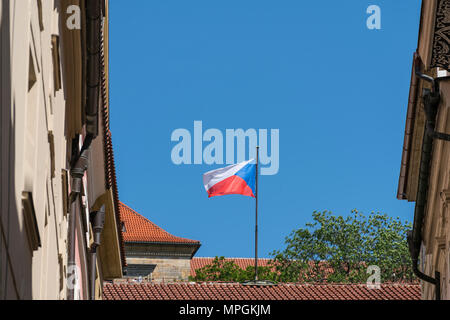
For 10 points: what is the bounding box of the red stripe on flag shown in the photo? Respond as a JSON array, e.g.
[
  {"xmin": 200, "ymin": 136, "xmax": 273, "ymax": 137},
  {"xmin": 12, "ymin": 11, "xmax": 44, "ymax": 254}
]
[{"xmin": 207, "ymin": 175, "xmax": 255, "ymax": 198}]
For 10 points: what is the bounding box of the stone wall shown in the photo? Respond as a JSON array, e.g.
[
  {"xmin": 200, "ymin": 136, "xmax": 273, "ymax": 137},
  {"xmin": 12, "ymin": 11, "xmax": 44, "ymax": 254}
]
[{"xmin": 126, "ymin": 257, "xmax": 191, "ymax": 282}]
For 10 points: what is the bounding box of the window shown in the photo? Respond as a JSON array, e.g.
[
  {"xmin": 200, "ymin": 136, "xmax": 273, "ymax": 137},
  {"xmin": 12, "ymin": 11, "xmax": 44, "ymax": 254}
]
[
  {"xmin": 126, "ymin": 264, "xmax": 156, "ymax": 278},
  {"xmin": 61, "ymin": 170, "xmax": 69, "ymax": 217},
  {"xmin": 51, "ymin": 35, "xmax": 61, "ymax": 93},
  {"xmin": 22, "ymin": 192, "xmax": 41, "ymax": 252}
]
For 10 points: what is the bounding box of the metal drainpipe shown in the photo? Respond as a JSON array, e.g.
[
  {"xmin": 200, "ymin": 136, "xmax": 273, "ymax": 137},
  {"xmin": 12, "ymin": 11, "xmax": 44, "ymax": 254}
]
[
  {"xmin": 407, "ymin": 54, "xmax": 443, "ymax": 300},
  {"xmin": 89, "ymin": 205, "xmax": 105, "ymax": 300},
  {"xmin": 66, "ymin": 0, "xmax": 102, "ymax": 300},
  {"xmin": 67, "ymin": 138, "xmax": 92, "ymax": 300}
]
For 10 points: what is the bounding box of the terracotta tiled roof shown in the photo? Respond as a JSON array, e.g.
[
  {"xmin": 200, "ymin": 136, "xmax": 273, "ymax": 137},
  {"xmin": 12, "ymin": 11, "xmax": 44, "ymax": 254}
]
[
  {"xmin": 190, "ymin": 258, "xmax": 340, "ymax": 279},
  {"xmin": 119, "ymin": 202, "xmax": 201, "ymax": 244},
  {"xmin": 191, "ymin": 258, "xmax": 272, "ymax": 277},
  {"xmin": 103, "ymin": 282, "xmax": 421, "ymax": 300},
  {"xmin": 101, "ymin": 29, "xmax": 126, "ymax": 268}
]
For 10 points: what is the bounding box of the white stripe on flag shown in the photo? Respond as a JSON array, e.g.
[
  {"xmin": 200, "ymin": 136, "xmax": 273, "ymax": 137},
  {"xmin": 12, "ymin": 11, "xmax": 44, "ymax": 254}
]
[{"xmin": 202, "ymin": 159, "xmax": 254, "ymax": 192}]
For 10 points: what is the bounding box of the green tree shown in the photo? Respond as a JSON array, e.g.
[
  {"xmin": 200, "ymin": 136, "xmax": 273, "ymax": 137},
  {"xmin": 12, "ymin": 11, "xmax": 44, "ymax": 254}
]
[
  {"xmin": 189, "ymin": 256, "xmax": 278, "ymax": 282},
  {"xmin": 190, "ymin": 211, "xmax": 415, "ymax": 284},
  {"xmin": 190, "ymin": 257, "xmax": 243, "ymax": 282},
  {"xmin": 270, "ymin": 210, "xmax": 415, "ymax": 283}
]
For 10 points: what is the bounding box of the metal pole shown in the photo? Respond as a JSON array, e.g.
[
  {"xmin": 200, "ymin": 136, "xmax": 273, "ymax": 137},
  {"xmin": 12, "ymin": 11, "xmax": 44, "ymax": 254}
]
[{"xmin": 255, "ymin": 146, "xmax": 259, "ymax": 281}]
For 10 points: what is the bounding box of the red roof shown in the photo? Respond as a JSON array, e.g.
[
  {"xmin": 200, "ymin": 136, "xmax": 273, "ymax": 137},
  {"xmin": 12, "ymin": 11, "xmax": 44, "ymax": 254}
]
[
  {"xmin": 103, "ymin": 282, "xmax": 421, "ymax": 300},
  {"xmin": 190, "ymin": 258, "xmax": 339, "ymax": 279},
  {"xmin": 119, "ymin": 202, "xmax": 200, "ymax": 244},
  {"xmin": 191, "ymin": 258, "xmax": 272, "ymax": 277}
]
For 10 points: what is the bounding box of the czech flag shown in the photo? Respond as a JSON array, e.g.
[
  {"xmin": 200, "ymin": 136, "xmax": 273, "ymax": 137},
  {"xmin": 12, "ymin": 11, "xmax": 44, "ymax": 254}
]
[{"xmin": 203, "ymin": 160, "xmax": 256, "ymax": 198}]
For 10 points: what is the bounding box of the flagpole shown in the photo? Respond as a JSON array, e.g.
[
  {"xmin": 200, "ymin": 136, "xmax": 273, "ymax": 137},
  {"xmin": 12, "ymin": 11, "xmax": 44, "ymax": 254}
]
[{"xmin": 255, "ymin": 146, "xmax": 259, "ymax": 282}]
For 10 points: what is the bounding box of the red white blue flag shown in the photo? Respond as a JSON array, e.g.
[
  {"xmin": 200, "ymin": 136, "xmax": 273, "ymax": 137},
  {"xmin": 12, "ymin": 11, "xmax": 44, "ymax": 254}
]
[{"xmin": 203, "ymin": 160, "xmax": 256, "ymax": 198}]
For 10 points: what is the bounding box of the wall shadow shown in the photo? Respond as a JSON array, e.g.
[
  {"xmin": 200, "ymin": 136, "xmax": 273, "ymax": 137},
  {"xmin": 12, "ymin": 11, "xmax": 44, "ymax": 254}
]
[{"xmin": 0, "ymin": 0, "xmax": 33, "ymax": 300}]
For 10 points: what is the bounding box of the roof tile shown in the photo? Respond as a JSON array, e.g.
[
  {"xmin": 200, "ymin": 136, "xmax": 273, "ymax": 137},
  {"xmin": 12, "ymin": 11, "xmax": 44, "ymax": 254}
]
[
  {"xmin": 120, "ymin": 202, "xmax": 200, "ymax": 244},
  {"xmin": 103, "ymin": 282, "xmax": 421, "ymax": 300}
]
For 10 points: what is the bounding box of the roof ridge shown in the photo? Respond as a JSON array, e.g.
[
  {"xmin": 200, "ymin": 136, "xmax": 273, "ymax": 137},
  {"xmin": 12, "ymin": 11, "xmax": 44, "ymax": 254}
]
[
  {"xmin": 120, "ymin": 202, "xmax": 171, "ymax": 235},
  {"xmin": 119, "ymin": 202, "xmax": 200, "ymax": 244}
]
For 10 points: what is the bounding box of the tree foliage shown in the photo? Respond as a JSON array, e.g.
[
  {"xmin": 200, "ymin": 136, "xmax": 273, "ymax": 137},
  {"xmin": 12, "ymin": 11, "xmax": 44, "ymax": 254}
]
[
  {"xmin": 270, "ymin": 210, "xmax": 415, "ymax": 283},
  {"xmin": 190, "ymin": 210, "xmax": 415, "ymax": 284},
  {"xmin": 189, "ymin": 256, "xmax": 277, "ymax": 282}
]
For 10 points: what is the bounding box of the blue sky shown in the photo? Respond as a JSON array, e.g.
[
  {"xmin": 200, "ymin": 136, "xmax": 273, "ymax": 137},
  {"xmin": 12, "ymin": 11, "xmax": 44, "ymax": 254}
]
[{"xmin": 109, "ymin": 1, "xmax": 420, "ymax": 258}]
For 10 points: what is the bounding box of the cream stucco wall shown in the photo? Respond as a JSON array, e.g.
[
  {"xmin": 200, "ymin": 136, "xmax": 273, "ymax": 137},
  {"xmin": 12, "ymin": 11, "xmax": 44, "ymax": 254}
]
[
  {"xmin": 0, "ymin": 0, "xmax": 120, "ymax": 300},
  {"xmin": 0, "ymin": 0, "xmax": 71, "ymax": 299}
]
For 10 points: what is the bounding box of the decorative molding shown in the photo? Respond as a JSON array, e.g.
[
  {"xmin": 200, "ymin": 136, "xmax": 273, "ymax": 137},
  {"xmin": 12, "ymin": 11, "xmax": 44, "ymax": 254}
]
[
  {"xmin": 431, "ymin": 0, "xmax": 450, "ymax": 71},
  {"xmin": 440, "ymin": 189, "xmax": 450, "ymax": 204},
  {"xmin": 439, "ymin": 189, "xmax": 450, "ymax": 235},
  {"xmin": 432, "ymin": 237, "xmax": 447, "ymax": 270},
  {"xmin": 125, "ymin": 251, "xmax": 193, "ymax": 258},
  {"xmin": 435, "ymin": 236, "xmax": 447, "ymax": 249}
]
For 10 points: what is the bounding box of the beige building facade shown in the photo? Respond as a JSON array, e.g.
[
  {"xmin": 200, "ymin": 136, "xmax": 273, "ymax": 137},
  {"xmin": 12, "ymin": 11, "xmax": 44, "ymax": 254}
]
[
  {"xmin": 0, "ymin": 0, "xmax": 124, "ymax": 300},
  {"xmin": 398, "ymin": 0, "xmax": 450, "ymax": 300}
]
